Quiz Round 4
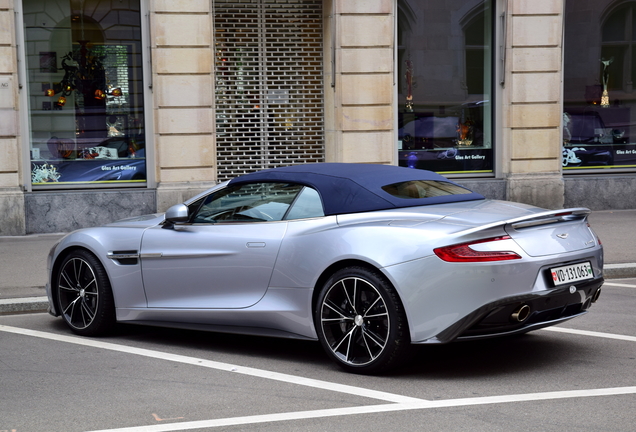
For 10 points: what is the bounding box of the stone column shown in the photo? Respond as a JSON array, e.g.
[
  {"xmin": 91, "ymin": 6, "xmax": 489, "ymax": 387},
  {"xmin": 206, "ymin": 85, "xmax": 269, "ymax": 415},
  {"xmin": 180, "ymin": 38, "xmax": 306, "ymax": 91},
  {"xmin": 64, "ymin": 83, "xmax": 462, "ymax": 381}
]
[
  {"xmin": 504, "ymin": 0, "xmax": 565, "ymax": 209},
  {"xmin": 326, "ymin": 0, "xmax": 395, "ymax": 164},
  {"xmin": 0, "ymin": 0, "xmax": 26, "ymax": 235},
  {"xmin": 153, "ymin": 0, "xmax": 217, "ymax": 211}
]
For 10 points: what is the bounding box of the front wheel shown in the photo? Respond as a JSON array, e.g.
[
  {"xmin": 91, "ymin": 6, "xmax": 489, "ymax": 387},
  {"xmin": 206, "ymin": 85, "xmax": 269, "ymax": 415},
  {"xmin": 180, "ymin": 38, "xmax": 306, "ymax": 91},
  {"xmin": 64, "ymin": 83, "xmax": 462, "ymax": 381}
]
[
  {"xmin": 315, "ymin": 266, "xmax": 410, "ymax": 374},
  {"xmin": 56, "ymin": 249, "xmax": 115, "ymax": 336}
]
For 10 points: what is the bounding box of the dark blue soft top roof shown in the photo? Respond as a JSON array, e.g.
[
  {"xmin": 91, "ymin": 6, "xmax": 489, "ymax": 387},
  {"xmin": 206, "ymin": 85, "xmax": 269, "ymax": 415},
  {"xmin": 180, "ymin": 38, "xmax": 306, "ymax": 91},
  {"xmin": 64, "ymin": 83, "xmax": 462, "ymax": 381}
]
[{"xmin": 229, "ymin": 163, "xmax": 484, "ymax": 216}]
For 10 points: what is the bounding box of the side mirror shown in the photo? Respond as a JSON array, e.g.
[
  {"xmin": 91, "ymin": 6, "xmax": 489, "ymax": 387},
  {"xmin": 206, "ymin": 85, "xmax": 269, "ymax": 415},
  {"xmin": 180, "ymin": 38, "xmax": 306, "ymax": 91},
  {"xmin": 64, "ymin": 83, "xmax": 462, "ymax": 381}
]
[{"xmin": 163, "ymin": 204, "xmax": 189, "ymax": 228}]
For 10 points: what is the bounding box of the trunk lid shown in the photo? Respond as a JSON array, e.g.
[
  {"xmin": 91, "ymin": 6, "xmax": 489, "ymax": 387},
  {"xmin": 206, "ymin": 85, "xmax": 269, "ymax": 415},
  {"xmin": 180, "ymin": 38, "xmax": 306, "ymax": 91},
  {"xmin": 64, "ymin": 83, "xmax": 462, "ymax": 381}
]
[{"xmin": 502, "ymin": 209, "xmax": 597, "ymax": 257}]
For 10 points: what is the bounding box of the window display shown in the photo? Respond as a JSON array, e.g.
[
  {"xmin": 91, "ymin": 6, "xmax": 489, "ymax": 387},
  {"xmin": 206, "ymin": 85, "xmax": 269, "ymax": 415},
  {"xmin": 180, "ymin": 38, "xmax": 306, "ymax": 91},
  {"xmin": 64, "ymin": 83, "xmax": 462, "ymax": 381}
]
[
  {"xmin": 397, "ymin": 0, "xmax": 493, "ymax": 174},
  {"xmin": 23, "ymin": 0, "xmax": 146, "ymax": 186},
  {"xmin": 563, "ymin": 0, "xmax": 636, "ymax": 171}
]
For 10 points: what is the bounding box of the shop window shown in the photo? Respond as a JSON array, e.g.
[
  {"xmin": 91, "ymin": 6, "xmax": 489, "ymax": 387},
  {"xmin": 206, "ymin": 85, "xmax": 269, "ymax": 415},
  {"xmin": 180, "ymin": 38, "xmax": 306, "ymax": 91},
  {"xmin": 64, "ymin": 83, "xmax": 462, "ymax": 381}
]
[
  {"xmin": 397, "ymin": 0, "xmax": 493, "ymax": 174},
  {"xmin": 563, "ymin": 1, "xmax": 636, "ymax": 171},
  {"xmin": 23, "ymin": 0, "xmax": 146, "ymax": 187}
]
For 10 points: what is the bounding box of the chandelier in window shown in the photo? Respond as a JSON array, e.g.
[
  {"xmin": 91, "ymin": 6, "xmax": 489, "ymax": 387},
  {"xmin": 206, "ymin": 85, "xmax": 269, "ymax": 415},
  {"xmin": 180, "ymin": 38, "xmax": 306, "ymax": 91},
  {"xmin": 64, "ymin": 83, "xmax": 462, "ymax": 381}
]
[{"xmin": 42, "ymin": 41, "xmax": 121, "ymax": 108}]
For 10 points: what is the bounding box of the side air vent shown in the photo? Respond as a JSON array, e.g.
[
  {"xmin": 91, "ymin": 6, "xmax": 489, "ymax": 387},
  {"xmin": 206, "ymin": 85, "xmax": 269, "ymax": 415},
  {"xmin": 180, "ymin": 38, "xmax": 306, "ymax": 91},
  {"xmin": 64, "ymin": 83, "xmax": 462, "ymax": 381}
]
[{"xmin": 107, "ymin": 250, "xmax": 139, "ymax": 266}]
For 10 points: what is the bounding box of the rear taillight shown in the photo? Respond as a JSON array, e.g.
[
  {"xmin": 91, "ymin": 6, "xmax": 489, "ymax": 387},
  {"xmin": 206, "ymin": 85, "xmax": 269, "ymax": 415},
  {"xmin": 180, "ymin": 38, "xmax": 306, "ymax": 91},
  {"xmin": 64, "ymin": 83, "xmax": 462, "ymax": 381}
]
[{"xmin": 434, "ymin": 236, "xmax": 522, "ymax": 262}]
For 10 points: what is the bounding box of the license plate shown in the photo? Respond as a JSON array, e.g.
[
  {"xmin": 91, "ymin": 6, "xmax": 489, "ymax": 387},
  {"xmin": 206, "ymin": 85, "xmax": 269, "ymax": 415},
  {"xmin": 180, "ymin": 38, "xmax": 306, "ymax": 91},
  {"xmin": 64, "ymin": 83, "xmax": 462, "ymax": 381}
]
[{"xmin": 550, "ymin": 262, "xmax": 594, "ymax": 286}]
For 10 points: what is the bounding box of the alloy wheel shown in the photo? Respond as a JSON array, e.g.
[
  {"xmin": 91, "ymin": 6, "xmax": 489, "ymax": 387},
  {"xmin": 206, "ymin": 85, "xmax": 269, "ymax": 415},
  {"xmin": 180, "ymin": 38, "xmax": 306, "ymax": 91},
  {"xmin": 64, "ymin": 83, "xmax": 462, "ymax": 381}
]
[
  {"xmin": 319, "ymin": 276, "xmax": 390, "ymax": 366},
  {"xmin": 58, "ymin": 256, "xmax": 100, "ymax": 331}
]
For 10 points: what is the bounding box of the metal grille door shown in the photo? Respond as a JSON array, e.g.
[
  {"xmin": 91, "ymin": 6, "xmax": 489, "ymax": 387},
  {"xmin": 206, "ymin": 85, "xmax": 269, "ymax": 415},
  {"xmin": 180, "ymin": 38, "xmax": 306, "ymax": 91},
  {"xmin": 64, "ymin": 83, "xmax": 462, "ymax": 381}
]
[{"xmin": 213, "ymin": 0, "xmax": 324, "ymax": 181}]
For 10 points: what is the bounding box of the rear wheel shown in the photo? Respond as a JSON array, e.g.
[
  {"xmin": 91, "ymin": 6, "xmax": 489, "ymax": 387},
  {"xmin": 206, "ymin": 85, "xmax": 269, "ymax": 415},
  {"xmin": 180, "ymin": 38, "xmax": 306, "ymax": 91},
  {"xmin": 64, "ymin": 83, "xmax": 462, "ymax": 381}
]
[
  {"xmin": 56, "ymin": 249, "xmax": 115, "ymax": 336},
  {"xmin": 315, "ymin": 266, "xmax": 410, "ymax": 374}
]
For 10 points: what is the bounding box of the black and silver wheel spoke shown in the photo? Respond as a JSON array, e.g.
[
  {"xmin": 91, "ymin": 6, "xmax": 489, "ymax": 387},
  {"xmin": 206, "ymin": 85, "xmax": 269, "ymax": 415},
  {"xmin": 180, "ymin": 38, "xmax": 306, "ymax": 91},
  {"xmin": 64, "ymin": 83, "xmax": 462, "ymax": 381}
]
[
  {"xmin": 81, "ymin": 300, "xmax": 96, "ymax": 321},
  {"xmin": 342, "ymin": 279, "xmax": 357, "ymax": 313},
  {"xmin": 323, "ymin": 299, "xmax": 351, "ymax": 320},
  {"xmin": 362, "ymin": 326, "xmax": 386, "ymax": 350},
  {"xmin": 62, "ymin": 296, "xmax": 80, "ymax": 318},
  {"xmin": 59, "ymin": 268, "xmax": 78, "ymax": 292},
  {"xmin": 360, "ymin": 331, "xmax": 375, "ymax": 360},
  {"xmin": 332, "ymin": 326, "xmax": 357, "ymax": 361},
  {"xmin": 362, "ymin": 296, "xmax": 383, "ymax": 317}
]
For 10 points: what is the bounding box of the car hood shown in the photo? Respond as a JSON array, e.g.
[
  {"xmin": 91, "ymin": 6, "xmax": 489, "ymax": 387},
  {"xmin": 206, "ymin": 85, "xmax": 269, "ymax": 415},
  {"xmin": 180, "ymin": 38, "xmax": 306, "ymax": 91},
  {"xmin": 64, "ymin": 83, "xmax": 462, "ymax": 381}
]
[{"xmin": 105, "ymin": 212, "xmax": 165, "ymax": 228}]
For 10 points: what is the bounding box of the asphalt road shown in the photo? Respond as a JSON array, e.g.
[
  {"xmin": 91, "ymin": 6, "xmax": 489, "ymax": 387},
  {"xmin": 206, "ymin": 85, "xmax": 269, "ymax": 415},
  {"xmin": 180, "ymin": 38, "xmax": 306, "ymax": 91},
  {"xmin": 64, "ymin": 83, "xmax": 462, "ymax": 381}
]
[{"xmin": 1, "ymin": 278, "xmax": 635, "ymax": 432}]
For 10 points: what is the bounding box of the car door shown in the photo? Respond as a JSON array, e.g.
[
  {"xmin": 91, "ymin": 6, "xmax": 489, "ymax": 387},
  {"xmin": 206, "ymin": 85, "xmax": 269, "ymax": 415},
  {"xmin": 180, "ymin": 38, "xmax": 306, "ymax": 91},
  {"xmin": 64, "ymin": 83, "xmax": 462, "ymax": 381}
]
[{"xmin": 139, "ymin": 182, "xmax": 305, "ymax": 309}]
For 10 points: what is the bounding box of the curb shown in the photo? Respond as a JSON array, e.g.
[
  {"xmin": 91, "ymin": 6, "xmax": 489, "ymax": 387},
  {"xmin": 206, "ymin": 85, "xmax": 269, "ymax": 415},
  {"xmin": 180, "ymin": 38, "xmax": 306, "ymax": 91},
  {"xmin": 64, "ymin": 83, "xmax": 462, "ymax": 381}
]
[
  {"xmin": 0, "ymin": 296, "xmax": 49, "ymax": 315},
  {"xmin": 604, "ymin": 264, "xmax": 636, "ymax": 280}
]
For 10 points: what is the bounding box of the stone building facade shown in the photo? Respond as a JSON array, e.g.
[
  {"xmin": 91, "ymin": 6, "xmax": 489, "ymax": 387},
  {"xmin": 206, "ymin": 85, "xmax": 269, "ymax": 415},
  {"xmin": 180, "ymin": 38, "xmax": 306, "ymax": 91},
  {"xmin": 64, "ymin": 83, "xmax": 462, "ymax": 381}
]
[{"xmin": 0, "ymin": 0, "xmax": 635, "ymax": 235}]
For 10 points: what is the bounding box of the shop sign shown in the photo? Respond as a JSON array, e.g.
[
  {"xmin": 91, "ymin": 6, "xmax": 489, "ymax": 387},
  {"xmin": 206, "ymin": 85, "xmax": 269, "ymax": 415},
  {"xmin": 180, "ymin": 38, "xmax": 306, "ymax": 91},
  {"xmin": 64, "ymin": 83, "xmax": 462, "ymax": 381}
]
[{"xmin": 31, "ymin": 158, "xmax": 146, "ymax": 185}]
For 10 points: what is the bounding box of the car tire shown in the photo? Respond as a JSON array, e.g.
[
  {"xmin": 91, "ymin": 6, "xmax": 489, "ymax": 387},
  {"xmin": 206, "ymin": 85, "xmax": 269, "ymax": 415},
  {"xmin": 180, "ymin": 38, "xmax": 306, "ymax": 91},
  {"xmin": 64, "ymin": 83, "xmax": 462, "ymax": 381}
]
[
  {"xmin": 315, "ymin": 266, "xmax": 410, "ymax": 374},
  {"xmin": 56, "ymin": 249, "xmax": 115, "ymax": 336}
]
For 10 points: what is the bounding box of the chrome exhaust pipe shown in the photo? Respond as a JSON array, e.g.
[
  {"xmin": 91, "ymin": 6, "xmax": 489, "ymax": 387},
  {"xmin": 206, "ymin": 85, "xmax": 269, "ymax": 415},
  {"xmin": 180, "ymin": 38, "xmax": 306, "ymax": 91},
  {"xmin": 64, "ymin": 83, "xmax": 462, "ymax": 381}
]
[
  {"xmin": 511, "ymin": 304, "xmax": 531, "ymax": 323},
  {"xmin": 592, "ymin": 288, "xmax": 601, "ymax": 303}
]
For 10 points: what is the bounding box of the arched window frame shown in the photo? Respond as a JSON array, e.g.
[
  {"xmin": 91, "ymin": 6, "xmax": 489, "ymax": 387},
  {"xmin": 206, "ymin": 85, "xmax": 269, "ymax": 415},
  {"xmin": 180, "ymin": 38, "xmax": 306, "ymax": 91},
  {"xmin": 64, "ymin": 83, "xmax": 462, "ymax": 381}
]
[{"xmin": 600, "ymin": 1, "xmax": 636, "ymax": 93}]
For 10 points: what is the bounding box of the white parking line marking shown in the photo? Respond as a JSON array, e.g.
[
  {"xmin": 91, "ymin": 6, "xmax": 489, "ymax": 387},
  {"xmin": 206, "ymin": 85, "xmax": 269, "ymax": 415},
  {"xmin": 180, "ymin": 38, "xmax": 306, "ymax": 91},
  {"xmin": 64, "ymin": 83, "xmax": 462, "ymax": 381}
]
[
  {"xmin": 603, "ymin": 282, "xmax": 636, "ymax": 288},
  {"xmin": 85, "ymin": 387, "xmax": 636, "ymax": 432},
  {"xmin": 2, "ymin": 324, "xmax": 636, "ymax": 432},
  {"xmin": 542, "ymin": 326, "xmax": 636, "ymax": 342},
  {"xmin": 0, "ymin": 325, "xmax": 421, "ymax": 404}
]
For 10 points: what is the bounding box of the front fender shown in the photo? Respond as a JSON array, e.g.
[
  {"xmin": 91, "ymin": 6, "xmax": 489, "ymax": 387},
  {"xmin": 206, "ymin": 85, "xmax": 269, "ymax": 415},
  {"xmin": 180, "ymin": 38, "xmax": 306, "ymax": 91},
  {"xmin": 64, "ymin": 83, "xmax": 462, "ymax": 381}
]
[{"xmin": 48, "ymin": 227, "xmax": 147, "ymax": 313}]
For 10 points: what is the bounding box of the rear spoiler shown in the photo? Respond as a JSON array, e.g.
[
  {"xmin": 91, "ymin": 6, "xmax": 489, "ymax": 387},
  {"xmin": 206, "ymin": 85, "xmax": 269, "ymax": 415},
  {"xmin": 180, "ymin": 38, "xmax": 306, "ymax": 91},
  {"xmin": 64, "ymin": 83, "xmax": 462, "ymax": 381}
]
[
  {"xmin": 442, "ymin": 208, "xmax": 591, "ymax": 237},
  {"xmin": 509, "ymin": 208, "xmax": 590, "ymax": 230}
]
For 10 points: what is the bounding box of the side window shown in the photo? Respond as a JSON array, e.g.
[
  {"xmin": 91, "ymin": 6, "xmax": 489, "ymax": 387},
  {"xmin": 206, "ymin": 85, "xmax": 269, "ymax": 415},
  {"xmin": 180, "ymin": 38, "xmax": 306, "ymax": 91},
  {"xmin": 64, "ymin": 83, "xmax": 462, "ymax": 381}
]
[
  {"xmin": 187, "ymin": 196, "xmax": 205, "ymax": 216},
  {"xmin": 192, "ymin": 183, "xmax": 303, "ymax": 223},
  {"xmin": 285, "ymin": 186, "xmax": 325, "ymax": 220}
]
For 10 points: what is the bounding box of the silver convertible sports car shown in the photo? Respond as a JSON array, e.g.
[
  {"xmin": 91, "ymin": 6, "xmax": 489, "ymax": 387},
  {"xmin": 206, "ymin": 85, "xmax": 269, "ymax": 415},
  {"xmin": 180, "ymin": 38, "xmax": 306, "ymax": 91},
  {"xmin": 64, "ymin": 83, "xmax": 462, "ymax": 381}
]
[{"xmin": 46, "ymin": 163, "xmax": 604, "ymax": 373}]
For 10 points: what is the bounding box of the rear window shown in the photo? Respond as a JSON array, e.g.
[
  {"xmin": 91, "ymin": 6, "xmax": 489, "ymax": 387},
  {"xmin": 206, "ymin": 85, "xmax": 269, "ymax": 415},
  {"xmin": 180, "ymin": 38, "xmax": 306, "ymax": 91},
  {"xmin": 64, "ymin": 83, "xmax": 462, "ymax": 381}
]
[{"xmin": 381, "ymin": 180, "xmax": 473, "ymax": 199}]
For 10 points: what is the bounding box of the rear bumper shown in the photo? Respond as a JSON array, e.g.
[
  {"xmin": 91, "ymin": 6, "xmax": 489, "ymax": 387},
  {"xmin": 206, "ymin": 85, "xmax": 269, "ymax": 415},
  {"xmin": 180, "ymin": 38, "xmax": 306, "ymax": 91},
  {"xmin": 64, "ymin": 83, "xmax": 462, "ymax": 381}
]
[{"xmin": 418, "ymin": 276, "xmax": 604, "ymax": 344}]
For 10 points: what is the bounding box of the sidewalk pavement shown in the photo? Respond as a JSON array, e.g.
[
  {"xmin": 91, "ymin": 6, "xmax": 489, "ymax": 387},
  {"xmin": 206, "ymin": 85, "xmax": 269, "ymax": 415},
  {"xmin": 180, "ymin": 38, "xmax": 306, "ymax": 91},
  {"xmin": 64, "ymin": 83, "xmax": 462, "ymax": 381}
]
[{"xmin": 1, "ymin": 210, "xmax": 634, "ymax": 315}]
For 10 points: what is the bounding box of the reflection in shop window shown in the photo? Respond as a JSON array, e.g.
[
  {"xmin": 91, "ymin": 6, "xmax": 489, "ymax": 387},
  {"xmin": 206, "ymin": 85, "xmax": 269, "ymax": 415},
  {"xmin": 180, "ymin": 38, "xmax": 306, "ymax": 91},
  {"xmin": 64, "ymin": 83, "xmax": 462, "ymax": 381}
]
[
  {"xmin": 23, "ymin": 0, "xmax": 146, "ymax": 187},
  {"xmin": 563, "ymin": 0, "xmax": 636, "ymax": 171},
  {"xmin": 397, "ymin": 0, "xmax": 493, "ymax": 174}
]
